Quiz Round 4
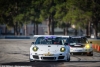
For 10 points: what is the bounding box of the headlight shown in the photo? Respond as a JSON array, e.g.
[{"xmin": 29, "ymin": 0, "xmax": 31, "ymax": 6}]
[
  {"xmin": 60, "ymin": 47, "xmax": 66, "ymax": 52},
  {"xmin": 85, "ymin": 44, "xmax": 90, "ymax": 49},
  {"xmin": 33, "ymin": 46, "xmax": 38, "ymax": 52}
]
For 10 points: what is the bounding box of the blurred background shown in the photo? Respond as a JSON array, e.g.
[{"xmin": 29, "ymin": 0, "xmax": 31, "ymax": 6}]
[{"xmin": 0, "ymin": 0, "xmax": 100, "ymax": 38}]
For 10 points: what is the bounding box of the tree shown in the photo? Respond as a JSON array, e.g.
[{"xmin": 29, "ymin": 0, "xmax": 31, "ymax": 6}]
[
  {"xmin": 54, "ymin": 0, "xmax": 70, "ymax": 35},
  {"xmin": 0, "ymin": 0, "xmax": 32, "ymax": 35},
  {"xmin": 0, "ymin": 0, "xmax": 100, "ymax": 36},
  {"xmin": 39, "ymin": 0, "xmax": 56, "ymax": 35},
  {"xmin": 70, "ymin": 0, "xmax": 100, "ymax": 37},
  {"xmin": 91, "ymin": 0, "xmax": 100, "ymax": 37},
  {"xmin": 29, "ymin": 0, "xmax": 43, "ymax": 35}
]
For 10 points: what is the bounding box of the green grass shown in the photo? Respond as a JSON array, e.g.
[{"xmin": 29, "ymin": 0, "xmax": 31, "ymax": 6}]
[{"xmin": 88, "ymin": 39, "xmax": 100, "ymax": 45}]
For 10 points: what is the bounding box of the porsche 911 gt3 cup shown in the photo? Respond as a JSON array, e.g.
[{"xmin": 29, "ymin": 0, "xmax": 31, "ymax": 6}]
[
  {"xmin": 30, "ymin": 35, "xmax": 70, "ymax": 62},
  {"xmin": 69, "ymin": 36, "xmax": 93, "ymax": 56}
]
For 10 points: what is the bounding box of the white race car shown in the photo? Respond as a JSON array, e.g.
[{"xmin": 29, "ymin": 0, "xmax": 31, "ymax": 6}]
[
  {"xmin": 30, "ymin": 35, "xmax": 70, "ymax": 62},
  {"xmin": 69, "ymin": 36, "xmax": 93, "ymax": 56}
]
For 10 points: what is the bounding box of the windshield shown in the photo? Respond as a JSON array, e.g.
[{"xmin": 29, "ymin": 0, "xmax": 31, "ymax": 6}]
[
  {"xmin": 35, "ymin": 36, "xmax": 64, "ymax": 45},
  {"xmin": 70, "ymin": 37, "xmax": 86, "ymax": 43},
  {"xmin": 61, "ymin": 37, "xmax": 70, "ymax": 45}
]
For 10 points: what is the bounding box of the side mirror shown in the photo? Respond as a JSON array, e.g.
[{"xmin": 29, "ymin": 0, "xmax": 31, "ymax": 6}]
[
  {"xmin": 64, "ymin": 43, "xmax": 68, "ymax": 45},
  {"xmin": 31, "ymin": 42, "xmax": 34, "ymax": 45}
]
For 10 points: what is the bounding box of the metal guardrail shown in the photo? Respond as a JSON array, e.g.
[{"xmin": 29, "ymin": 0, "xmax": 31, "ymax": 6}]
[{"xmin": 0, "ymin": 35, "xmax": 33, "ymax": 39}]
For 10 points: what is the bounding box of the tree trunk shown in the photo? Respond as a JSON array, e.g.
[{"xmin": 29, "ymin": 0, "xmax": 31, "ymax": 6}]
[
  {"xmin": 51, "ymin": 19, "xmax": 54, "ymax": 35},
  {"xmin": 63, "ymin": 27, "xmax": 68, "ymax": 35},
  {"xmin": 86, "ymin": 24, "xmax": 88, "ymax": 36},
  {"xmin": 86, "ymin": 22, "xmax": 91, "ymax": 37},
  {"xmin": 47, "ymin": 16, "xmax": 51, "ymax": 35},
  {"xmin": 14, "ymin": 22, "xmax": 17, "ymax": 35},
  {"xmin": 75, "ymin": 29, "xmax": 77, "ymax": 36},
  {"xmin": 18, "ymin": 26, "xmax": 20, "ymax": 35},
  {"xmin": 5, "ymin": 26, "xmax": 7, "ymax": 35},
  {"xmin": 17, "ymin": 22, "xmax": 20, "ymax": 36},
  {"xmin": 16, "ymin": 22, "xmax": 19, "ymax": 35},
  {"xmin": 24, "ymin": 24, "xmax": 27, "ymax": 36},
  {"xmin": 94, "ymin": 23, "xmax": 98, "ymax": 38},
  {"xmin": 88, "ymin": 22, "xmax": 91, "ymax": 36},
  {"xmin": 33, "ymin": 23, "xmax": 35, "ymax": 35},
  {"xmin": 35, "ymin": 23, "xmax": 38, "ymax": 35},
  {"xmin": 14, "ymin": 25, "xmax": 15, "ymax": 35},
  {"xmin": 63, "ymin": 28, "xmax": 65, "ymax": 35}
]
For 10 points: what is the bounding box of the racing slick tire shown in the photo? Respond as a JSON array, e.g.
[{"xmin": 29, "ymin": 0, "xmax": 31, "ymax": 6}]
[
  {"xmin": 67, "ymin": 57, "xmax": 70, "ymax": 62},
  {"xmin": 66, "ymin": 57, "xmax": 70, "ymax": 62},
  {"xmin": 87, "ymin": 51, "xmax": 93, "ymax": 56}
]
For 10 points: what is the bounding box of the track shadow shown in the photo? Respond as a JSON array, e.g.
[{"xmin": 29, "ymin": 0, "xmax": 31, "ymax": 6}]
[
  {"xmin": 1, "ymin": 61, "xmax": 64, "ymax": 67},
  {"xmin": 1, "ymin": 61, "xmax": 100, "ymax": 66}
]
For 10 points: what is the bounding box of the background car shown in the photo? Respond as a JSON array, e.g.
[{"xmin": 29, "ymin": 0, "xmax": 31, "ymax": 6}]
[
  {"xmin": 69, "ymin": 36, "xmax": 93, "ymax": 56},
  {"xmin": 30, "ymin": 35, "xmax": 70, "ymax": 62}
]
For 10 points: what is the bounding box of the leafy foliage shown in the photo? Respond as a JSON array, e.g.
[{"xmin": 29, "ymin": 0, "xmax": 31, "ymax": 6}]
[{"xmin": 0, "ymin": 0, "xmax": 100, "ymax": 36}]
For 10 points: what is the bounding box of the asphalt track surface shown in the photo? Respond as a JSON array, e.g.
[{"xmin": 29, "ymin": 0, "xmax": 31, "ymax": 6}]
[{"xmin": 0, "ymin": 39, "xmax": 100, "ymax": 67}]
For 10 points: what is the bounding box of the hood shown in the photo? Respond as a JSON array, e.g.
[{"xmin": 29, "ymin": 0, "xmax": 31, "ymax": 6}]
[
  {"xmin": 70, "ymin": 43, "xmax": 85, "ymax": 47},
  {"xmin": 70, "ymin": 43, "xmax": 85, "ymax": 45}
]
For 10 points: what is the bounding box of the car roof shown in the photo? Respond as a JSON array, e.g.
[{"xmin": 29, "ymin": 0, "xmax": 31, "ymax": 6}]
[
  {"xmin": 33, "ymin": 35, "xmax": 57, "ymax": 37},
  {"xmin": 56, "ymin": 35, "xmax": 70, "ymax": 37},
  {"xmin": 33, "ymin": 35, "xmax": 47, "ymax": 37},
  {"xmin": 61, "ymin": 36, "xmax": 70, "ymax": 37},
  {"xmin": 33, "ymin": 35, "xmax": 70, "ymax": 38},
  {"xmin": 71, "ymin": 36, "xmax": 86, "ymax": 38}
]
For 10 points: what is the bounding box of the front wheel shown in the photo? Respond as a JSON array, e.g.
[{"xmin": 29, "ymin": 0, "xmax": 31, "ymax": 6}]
[
  {"xmin": 29, "ymin": 57, "xmax": 35, "ymax": 62},
  {"xmin": 30, "ymin": 60, "xmax": 36, "ymax": 62},
  {"xmin": 67, "ymin": 58, "xmax": 70, "ymax": 62},
  {"xmin": 87, "ymin": 51, "xmax": 93, "ymax": 56},
  {"xmin": 66, "ymin": 57, "xmax": 70, "ymax": 62}
]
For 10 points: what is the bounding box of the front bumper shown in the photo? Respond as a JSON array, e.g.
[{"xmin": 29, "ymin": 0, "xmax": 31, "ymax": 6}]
[
  {"xmin": 30, "ymin": 53, "xmax": 70, "ymax": 61},
  {"xmin": 70, "ymin": 48, "xmax": 93, "ymax": 53},
  {"xmin": 70, "ymin": 48, "xmax": 93, "ymax": 55}
]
